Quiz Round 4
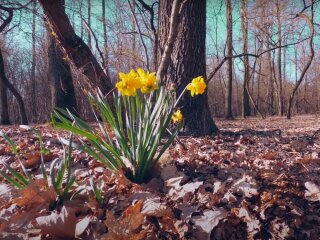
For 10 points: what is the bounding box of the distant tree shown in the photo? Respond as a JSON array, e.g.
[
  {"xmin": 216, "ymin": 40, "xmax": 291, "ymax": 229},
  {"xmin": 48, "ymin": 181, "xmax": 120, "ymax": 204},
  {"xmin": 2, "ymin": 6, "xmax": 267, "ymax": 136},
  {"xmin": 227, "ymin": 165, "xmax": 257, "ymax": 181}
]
[
  {"xmin": 0, "ymin": 54, "xmax": 9, "ymax": 124},
  {"xmin": 0, "ymin": 4, "xmax": 28, "ymax": 124},
  {"xmin": 30, "ymin": 0, "xmax": 37, "ymax": 119},
  {"xmin": 275, "ymin": 0, "xmax": 283, "ymax": 116},
  {"xmin": 241, "ymin": 0, "xmax": 251, "ymax": 117},
  {"xmin": 0, "ymin": 46, "xmax": 28, "ymax": 124},
  {"xmin": 225, "ymin": 0, "xmax": 234, "ymax": 119},
  {"xmin": 87, "ymin": 0, "xmax": 92, "ymax": 49}
]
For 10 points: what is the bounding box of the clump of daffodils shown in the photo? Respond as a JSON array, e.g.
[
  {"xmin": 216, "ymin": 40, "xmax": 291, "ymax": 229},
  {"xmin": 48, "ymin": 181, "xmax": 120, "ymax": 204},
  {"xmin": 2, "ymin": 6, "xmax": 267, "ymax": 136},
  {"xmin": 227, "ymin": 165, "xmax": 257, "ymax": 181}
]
[
  {"xmin": 116, "ymin": 68, "xmax": 158, "ymax": 96},
  {"xmin": 115, "ymin": 69, "xmax": 207, "ymax": 124},
  {"xmin": 54, "ymin": 68, "xmax": 208, "ymax": 183}
]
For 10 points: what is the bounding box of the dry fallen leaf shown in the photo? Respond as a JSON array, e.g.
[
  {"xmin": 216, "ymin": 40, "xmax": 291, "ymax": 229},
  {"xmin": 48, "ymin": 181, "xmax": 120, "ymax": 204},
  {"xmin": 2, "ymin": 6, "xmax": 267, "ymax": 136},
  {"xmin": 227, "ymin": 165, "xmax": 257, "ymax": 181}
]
[
  {"xmin": 35, "ymin": 206, "xmax": 77, "ymax": 238},
  {"xmin": 304, "ymin": 181, "xmax": 320, "ymax": 201},
  {"xmin": 191, "ymin": 208, "xmax": 227, "ymax": 240},
  {"xmin": 13, "ymin": 179, "xmax": 56, "ymax": 210},
  {"xmin": 104, "ymin": 200, "xmax": 148, "ymax": 240}
]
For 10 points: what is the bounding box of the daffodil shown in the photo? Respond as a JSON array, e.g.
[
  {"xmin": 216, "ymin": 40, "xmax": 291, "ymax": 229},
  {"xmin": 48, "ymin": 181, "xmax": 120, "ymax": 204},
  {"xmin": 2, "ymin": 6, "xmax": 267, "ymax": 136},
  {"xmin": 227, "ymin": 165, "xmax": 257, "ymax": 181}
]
[
  {"xmin": 116, "ymin": 69, "xmax": 142, "ymax": 96},
  {"xmin": 116, "ymin": 81, "xmax": 136, "ymax": 96},
  {"xmin": 187, "ymin": 76, "xmax": 207, "ymax": 97},
  {"xmin": 172, "ymin": 109, "xmax": 183, "ymax": 123},
  {"xmin": 137, "ymin": 68, "xmax": 159, "ymax": 94}
]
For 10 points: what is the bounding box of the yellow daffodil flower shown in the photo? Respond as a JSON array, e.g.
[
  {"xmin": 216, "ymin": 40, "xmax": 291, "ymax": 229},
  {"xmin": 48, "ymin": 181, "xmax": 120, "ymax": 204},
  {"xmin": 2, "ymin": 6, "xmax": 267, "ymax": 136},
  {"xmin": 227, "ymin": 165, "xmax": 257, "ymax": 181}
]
[
  {"xmin": 116, "ymin": 81, "xmax": 136, "ymax": 96},
  {"xmin": 187, "ymin": 76, "xmax": 207, "ymax": 97},
  {"xmin": 137, "ymin": 68, "xmax": 159, "ymax": 94},
  {"xmin": 116, "ymin": 69, "xmax": 142, "ymax": 96},
  {"xmin": 172, "ymin": 109, "xmax": 183, "ymax": 123}
]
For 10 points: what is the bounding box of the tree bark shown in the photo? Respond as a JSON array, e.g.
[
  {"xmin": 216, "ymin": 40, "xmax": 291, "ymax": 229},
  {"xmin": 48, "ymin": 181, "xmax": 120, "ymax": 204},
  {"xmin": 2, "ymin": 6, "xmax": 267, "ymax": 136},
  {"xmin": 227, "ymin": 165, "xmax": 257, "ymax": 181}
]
[
  {"xmin": 0, "ymin": 47, "xmax": 28, "ymax": 124},
  {"xmin": 158, "ymin": 0, "xmax": 218, "ymax": 135},
  {"xmin": 47, "ymin": 29, "xmax": 78, "ymax": 114},
  {"xmin": 275, "ymin": 0, "xmax": 283, "ymax": 116},
  {"xmin": 241, "ymin": 0, "xmax": 251, "ymax": 118},
  {"xmin": 157, "ymin": 0, "xmax": 184, "ymax": 83},
  {"xmin": 87, "ymin": 0, "xmax": 92, "ymax": 49},
  {"xmin": 267, "ymin": 38, "xmax": 275, "ymax": 115},
  {"xmin": 39, "ymin": 0, "xmax": 113, "ymax": 94},
  {"xmin": 0, "ymin": 69, "xmax": 9, "ymax": 124},
  {"xmin": 102, "ymin": 0, "xmax": 109, "ymax": 70},
  {"xmin": 30, "ymin": 0, "xmax": 37, "ymax": 119},
  {"xmin": 225, "ymin": 0, "xmax": 233, "ymax": 119}
]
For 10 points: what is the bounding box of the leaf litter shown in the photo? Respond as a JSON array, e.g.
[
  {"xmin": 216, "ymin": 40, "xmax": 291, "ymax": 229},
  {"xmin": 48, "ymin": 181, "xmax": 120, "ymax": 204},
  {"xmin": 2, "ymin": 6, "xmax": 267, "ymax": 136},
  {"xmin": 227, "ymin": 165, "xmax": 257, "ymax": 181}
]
[{"xmin": 0, "ymin": 115, "xmax": 320, "ymax": 239}]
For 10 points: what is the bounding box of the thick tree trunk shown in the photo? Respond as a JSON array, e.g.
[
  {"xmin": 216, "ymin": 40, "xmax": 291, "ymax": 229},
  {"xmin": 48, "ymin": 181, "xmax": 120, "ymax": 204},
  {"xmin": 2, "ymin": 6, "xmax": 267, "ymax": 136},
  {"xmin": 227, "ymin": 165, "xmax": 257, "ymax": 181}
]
[
  {"xmin": 241, "ymin": 0, "xmax": 251, "ymax": 118},
  {"xmin": 158, "ymin": 0, "xmax": 218, "ymax": 135},
  {"xmin": 48, "ymin": 32, "xmax": 78, "ymax": 114},
  {"xmin": 0, "ymin": 47, "xmax": 28, "ymax": 124},
  {"xmin": 225, "ymin": 0, "xmax": 233, "ymax": 119},
  {"xmin": 39, "ymin": 0, "xmax": 113, "ymax": 94}
]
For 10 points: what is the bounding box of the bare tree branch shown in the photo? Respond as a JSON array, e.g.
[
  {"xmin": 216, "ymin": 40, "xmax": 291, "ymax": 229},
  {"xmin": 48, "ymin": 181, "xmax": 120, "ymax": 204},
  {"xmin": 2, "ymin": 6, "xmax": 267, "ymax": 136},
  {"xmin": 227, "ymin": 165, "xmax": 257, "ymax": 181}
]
[
  {"xmin": 127, "ymin": 0, "xmax": 150, "ymax": 70},
  {"xmin": 207, "ymin": 37, "xmax": 310, "ymax": 82},
  {"xmin": 0, "ymin": 5, "xmax": 13, "ymax": 32},
  {"xmin": 287, "ymin": 2, "xmax": 315, "ymax": 119}
]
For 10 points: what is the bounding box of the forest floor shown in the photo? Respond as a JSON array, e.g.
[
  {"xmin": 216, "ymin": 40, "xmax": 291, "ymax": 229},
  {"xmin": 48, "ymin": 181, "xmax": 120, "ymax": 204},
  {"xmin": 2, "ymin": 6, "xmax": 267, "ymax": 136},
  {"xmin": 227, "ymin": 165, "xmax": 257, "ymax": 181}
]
[{"xmin": 1, "ymin": 115, "xmax": 320, "ymax": 239}]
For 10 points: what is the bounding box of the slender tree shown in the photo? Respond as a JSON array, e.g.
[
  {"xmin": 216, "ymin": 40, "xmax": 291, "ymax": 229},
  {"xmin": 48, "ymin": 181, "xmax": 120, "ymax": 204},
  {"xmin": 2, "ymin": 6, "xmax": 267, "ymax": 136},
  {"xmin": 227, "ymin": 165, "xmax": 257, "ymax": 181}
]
[
  {"xmin": 0, "ymin": 46, "xmax": 28, "ymax": 124},
  {"xmin": 87, "ymin": 0, "xmax": 92, "ymax": 49},
  {"xmin": 275, "ymin": 0, "xmax": 283, "ymax": 116},
  {"xmin": 102, "ymin": 0, "xmax": 109, "ymax": 70},
  {"xmin": 0, "ymin": 5, "xmax": 28, "ymax": 124},
  {"xmin": 241, "ymin": 0, "xmax": 251, "ymax": 117},
  {"xmin": 30, "ymin": 0, "xmax": 37, "ymax": 119},
  {"xmin": 0, "ymin": 61, "xmax": 9, "ymax": 124},
  {"xmin": 225, "ymin": 0, "xmax": 234, "ymax": 119}
]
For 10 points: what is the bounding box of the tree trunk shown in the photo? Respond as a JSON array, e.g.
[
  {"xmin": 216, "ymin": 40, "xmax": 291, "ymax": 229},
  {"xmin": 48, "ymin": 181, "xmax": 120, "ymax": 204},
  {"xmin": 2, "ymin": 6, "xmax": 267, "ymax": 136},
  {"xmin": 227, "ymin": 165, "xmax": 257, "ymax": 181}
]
[
  {"xmin": 87, "ymin": 0, "xmax": 92, "ymax": 49},
  {"xmin": 47, "ymin": 30, "xmax": 78, "ymax": 114},
  {"xmin": 158, "ymin": 0, "xmax": 218, "ymax": 135},
  {"xmin": 241, "ymin": 0, "xmax": 251, "ymax": 118},
  {"xmin": 0, "ymin": 47, "xmax": 28, "ymax": 124},
  {"xmin": 39, "ymin": 0, "xmax": 113, "ymax": 94},
  {"xmin": 225, "ymin": 0, "xmax": 233, "ymax": 119},
  {"xmin": 157, "ymin": 0, "xmax": 184, "ymax": 83},
  {"xmin": 275, "ymin": 0, "xmax": 283, "ymax": 116},
  {"xmin": 267, "ymin": 39, "xmax": 275, "ymax": 115},
  {"xmin": 30, "ymin": 0, "xmax": 37, "ymax": 119},
  {"xmin": 0, "ymin": 71, "xmax": 9, "ymax": 124},
  {"xmin": 102, "ymin": 0, "xmax": 109, "ymax": 70},
  {"xmin": 131, "ymin": 0, "xmax": 136, "ymax": 69}
]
